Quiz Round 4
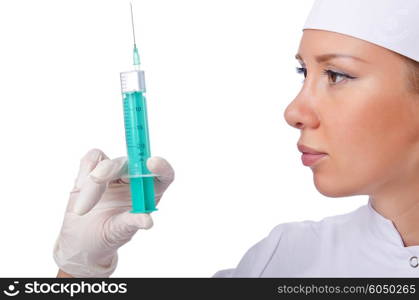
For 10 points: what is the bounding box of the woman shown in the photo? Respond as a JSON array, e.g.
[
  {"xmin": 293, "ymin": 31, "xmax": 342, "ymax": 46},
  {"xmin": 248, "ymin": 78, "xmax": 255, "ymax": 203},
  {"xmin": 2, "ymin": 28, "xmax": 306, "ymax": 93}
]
[{"xmin": 54, "ymin": 0, "xmax": 419, "ymax": 277}]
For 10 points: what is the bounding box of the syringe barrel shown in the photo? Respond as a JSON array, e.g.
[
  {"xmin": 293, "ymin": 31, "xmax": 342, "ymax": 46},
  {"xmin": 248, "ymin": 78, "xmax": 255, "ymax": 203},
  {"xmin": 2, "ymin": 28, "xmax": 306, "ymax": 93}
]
[{"xmin": 120, "ymin": 70, "xmax": 157, "ymax": 213}]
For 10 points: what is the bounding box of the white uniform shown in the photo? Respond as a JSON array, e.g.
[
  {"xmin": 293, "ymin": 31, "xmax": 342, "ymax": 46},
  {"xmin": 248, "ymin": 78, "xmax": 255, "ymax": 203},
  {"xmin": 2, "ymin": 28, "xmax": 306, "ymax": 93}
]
[{"xmin": 213, "ymin": 199, "xmax": 419, "ymax": 277}]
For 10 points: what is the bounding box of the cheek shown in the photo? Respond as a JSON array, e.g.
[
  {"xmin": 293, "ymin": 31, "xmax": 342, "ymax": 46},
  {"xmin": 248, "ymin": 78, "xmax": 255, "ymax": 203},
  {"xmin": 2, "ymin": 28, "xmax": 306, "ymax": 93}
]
[{"xmin": 313, "ymin": 86, "xmax": 419, "ymax": 196}]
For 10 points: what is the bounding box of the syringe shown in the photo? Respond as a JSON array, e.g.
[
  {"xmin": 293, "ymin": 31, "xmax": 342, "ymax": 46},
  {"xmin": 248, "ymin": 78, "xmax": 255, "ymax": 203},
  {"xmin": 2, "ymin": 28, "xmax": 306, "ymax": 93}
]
[{"xmin": 120, "ymin": 2, "xmax": 157, "ymax": 213}]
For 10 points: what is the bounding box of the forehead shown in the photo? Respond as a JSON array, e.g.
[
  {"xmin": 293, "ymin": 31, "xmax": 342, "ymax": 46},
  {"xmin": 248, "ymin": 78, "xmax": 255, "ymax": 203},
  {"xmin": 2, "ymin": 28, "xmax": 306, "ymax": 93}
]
[{"xmin": 297, "ymin": 29, "xmax": 398, "ymax": 64}]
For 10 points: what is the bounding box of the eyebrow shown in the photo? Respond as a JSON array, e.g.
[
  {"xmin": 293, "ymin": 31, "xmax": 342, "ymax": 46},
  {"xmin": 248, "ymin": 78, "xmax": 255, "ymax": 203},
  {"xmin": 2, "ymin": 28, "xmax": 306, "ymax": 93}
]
[{"xmin": 295, "ymin": 53, "xmax": 367, "ymax": 63}]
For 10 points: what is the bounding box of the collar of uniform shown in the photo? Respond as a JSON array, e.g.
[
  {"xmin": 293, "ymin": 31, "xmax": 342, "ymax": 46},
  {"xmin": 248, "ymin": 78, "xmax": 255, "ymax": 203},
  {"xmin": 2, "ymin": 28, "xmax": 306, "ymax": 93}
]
[{"xmin": 367, "ymin": 196, "xmax": 419, "ymax": 253}]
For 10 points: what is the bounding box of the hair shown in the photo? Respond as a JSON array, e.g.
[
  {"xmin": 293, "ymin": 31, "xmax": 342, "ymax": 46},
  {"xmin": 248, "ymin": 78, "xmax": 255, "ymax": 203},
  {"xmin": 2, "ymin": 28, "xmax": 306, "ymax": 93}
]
[{"xmin": 401, "ymin": 55, "xmax": 419, "ymax": 94}]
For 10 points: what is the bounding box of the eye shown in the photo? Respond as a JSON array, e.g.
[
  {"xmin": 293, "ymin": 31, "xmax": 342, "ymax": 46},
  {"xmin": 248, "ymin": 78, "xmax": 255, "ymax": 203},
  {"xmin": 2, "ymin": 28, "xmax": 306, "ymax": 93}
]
[
  {"xmin": 322, "ymin": 69, "xmax": 356, "ymax": 84},
  {"xmin": 296, "ymin": 67, "xmax": 307, "ymax": 80}
]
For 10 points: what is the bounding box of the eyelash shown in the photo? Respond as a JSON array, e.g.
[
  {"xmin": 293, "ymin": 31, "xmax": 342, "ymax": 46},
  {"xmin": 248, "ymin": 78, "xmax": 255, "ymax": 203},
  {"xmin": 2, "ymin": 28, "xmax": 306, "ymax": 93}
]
[{"xmin": 295, "ymin": 67, "xmax": 357, "ymax": 84}]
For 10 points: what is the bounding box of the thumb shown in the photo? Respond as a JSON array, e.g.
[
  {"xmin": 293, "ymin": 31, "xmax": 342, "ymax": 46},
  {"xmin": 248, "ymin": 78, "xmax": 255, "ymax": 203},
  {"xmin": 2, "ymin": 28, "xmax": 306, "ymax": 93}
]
[
  {"xmin": 146, "ymin": 156, "xmax": 175, "ymax": 204},
  {"xmin": 104, "ymin": 212, "xmax": 153, "ymax": 247}
]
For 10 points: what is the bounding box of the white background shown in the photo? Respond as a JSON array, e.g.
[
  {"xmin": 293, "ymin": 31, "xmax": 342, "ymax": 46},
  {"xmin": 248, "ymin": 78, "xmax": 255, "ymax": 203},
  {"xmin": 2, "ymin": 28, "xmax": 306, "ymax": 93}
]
[{"xmin": 0, "ymin": 0, "xmax": 366, "ymax": 277}]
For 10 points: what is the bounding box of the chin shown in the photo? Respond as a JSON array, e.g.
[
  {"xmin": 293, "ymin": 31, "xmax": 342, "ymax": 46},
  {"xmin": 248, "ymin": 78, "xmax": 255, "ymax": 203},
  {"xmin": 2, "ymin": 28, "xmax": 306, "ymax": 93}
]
[{"xmin": 312, "ymin": 172, "xmax": 358, "ymax": 198}]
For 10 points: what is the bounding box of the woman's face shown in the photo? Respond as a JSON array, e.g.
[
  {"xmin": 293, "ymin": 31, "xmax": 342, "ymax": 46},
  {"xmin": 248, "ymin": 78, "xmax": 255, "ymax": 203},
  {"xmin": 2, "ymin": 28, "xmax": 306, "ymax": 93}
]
[{"xmin": 284, "ymin": 29, "xmax": 419, "ymax": 198}]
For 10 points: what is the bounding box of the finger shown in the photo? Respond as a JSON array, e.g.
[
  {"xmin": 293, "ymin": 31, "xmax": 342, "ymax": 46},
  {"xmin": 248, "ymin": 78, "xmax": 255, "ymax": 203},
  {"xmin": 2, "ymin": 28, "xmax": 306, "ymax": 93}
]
[
  {"xmin": 147, "ymin": 156, "xmax": 175, "ymax": 203},
  {"xmin": 72, "ymin": 176, "xmax": 107, "ymax": 215},
  {"xmin": 72, "ymin": 148, "xmax": 109, "ymax": 192},
  {"xmin": 72, "ymin": 156, "xmax": 128, "ymax": 215},
  {"xmin": 69, "ymin": 149, "xmax": 109, "ymax": 215},
  {"xmin": 104, "ymin": 212, "xmax": 153, "ymax": 247},
  {"xmin": 89, "ymin": 156, "xmax": 128, "ymax": 184}
]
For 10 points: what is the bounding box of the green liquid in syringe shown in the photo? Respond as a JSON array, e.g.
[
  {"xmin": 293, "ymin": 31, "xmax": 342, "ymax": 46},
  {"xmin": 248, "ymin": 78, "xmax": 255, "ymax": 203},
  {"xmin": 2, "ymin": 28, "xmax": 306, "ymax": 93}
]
[{"xmin": 123, "ymin": 91, "xmax": 156, "ymax": 213}]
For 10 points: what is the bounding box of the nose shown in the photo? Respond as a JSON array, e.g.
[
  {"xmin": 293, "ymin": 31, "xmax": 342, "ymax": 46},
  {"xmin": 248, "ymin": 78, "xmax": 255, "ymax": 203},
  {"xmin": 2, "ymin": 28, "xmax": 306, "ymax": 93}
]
[{"xmin": 283, "ymin": 86, "xmax": 320, "ymax": 130}]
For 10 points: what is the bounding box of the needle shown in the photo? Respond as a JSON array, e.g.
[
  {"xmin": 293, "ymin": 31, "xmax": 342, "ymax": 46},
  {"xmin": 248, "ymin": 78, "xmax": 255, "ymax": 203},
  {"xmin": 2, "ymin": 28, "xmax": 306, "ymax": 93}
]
[{"xmin": 130, "ymin": 2, "xmax": 140, "ymax": 67}]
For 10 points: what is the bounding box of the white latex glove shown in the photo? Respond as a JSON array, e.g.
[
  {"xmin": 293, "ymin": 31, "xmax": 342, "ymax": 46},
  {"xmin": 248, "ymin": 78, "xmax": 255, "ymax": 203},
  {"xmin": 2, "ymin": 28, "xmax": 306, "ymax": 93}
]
[{"xmin": 53, "ymin": 148, "xmax": 175, "ymax": 277}]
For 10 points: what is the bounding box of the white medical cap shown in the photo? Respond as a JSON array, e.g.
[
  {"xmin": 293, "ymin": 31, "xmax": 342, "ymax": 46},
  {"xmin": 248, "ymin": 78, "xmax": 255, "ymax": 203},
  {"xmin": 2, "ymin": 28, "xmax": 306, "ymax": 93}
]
[{"xmin": 303, "ymin": 0, "xmax": 419, "ymax": 62}]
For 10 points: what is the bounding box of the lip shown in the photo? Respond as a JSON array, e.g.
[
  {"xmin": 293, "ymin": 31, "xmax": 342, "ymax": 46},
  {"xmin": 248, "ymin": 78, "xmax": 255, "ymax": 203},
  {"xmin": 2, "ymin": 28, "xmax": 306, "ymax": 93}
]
[
  {"xmin": 297, "ymin": 144, "xmax": 328, "ymax": 166},
  {"xmin": 297, "ymin": 144, "xmax": 327, "ymax": 155},
  {"xmin": 301, "ymin": 153, "xmax": 327, "ymax": 166}
]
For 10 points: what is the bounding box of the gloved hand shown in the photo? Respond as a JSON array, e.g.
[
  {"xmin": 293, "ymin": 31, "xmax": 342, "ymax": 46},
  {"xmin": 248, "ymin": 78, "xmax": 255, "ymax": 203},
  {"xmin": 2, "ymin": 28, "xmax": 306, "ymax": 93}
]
[{"xmin": 53, "ymin": 148, "xmax": 175, "ymax": 277}]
